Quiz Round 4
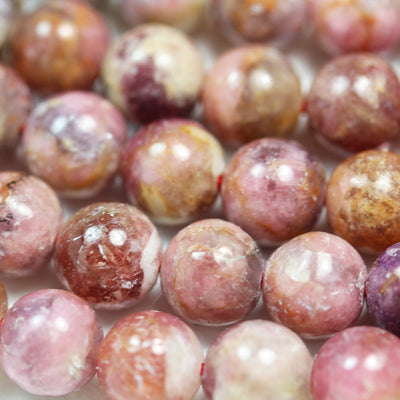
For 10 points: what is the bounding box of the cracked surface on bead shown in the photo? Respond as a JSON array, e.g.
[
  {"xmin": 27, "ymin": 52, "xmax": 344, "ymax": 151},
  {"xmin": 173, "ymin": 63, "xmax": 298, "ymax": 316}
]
[
  {"xmin": 102, "ymin": 23, "xmax": 204, "ymax": 124},
  {"xmin": 366, "ymin": 242, "xmax": 400, "ymax": 336},
  {"xmin": 21, "ymin": 92, "xmax": 127, "ymax": 198},
  {"xmin": 119, "ymin": 0, "xmax": 207, "ymax": 32},
  {"xmin": 309, "ymin": 0, "xmax": 400, "ymax": 55},
  {"xmin": 202, "ymin": 320, "xmax": 312, "ymax": 400},
  {"xmin": 121, "ymin": 119, "xmax": 225, "ymax": 225},
  {"xmin": 55, "ymin": 202, "xmax": 162, "ymax": 310},
  {"xmin": 210, "ymin": 0, "xmax": 306, "ymax": 45},
  {"xmin": 0, "ymin": 171, "xmax": 63, "ymax": 277},
  {"xmin": 0, "ymin": 64, "xmax": 31, "ymax": 151},
  {"xmin": 312, "ymin": 326, "xmax": 400, "ymax": 400},
  {"xmin": 11, "ymin": 0, "xmax": 110, "ymax": 93},
  {"xmin": 161, "ymin": 219, "xmax": 263, "ymax": 325},
  {"xmin": 326, "ymin": 150, "xmax": 400, "ymax": 253},
  {"xmin": 202, "ymin": 45, "xmax": 302, "ymax": 147},
  {"xmin": 308, "ymin": 53, "xmax": 400, "ymax": 153},
  {"xmin": 0, "ymin": 289, "xmax": 103, "ymax": 396},
  {"xmin": 222, "ymin": 138, "xmax": 326, "ymax": 245},
  {"xmin": 262, "ymin": 231, "xmax": 367, "ymax": 338},
  {"xmin": 97, "ymin": 310, "xmax": 203, "ymax": 400}
]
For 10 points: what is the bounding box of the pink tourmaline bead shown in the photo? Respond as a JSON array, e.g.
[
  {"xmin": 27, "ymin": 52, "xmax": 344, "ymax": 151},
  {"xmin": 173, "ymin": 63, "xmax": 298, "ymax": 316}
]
[
  {"xmin": 21, "ymin": 91, "xmax": 127, "ymax": 198},
  {"xmin": 0, "ymin": 63, "xmax": 31, "ymax": 151},
  {"xmin": 262, "ymin": 231, "xmax": 367, "ymax": 338},
  {"xmin": 120, "ymin": 119, "xmax": 225, "ymax": 225},
  {"xmin": 210, "ymin": 0, "xmax": 307, "ymax": 46},
  {"xmin": 55, "ymin": 202, "xmax": 162, "ymax": 310},
  {"xmin": 222, "ymin": 138, "xmax": 326, "ymax": 246},
  {"xmin": 119, "ymin": 0, "xmax": 207, "ymax": 32},
  {"xmin": 97, "ymin": 310, "xmax": 203, "ymax": 400},
  {"xmin": 161, "ymin": 219, "xmax": 264, "ymax": 326},
  {"xmin": 202, "ymin": 320, "xmax": 313, "ymax": 400},
  {"xmin": 0, "ymin": 171, "xmax": 63, "ymax": 277},
  {"xmin": 0, "ymin": 289, "xmax": 103, "ymax": 396},
  {"xmin": 308, "ymin": 53, "xmax": 400, "ymax": 153},
  {"xmin": 312, "ymin": 326, "xmax": 400, "ymax": 400},
  {"xmin": 309, "ymin": 0, "xmax": 400, "ymax": 55},
  {"xmin": 102, "ymin": 24, "xmax": 204, "ymax": 124}
]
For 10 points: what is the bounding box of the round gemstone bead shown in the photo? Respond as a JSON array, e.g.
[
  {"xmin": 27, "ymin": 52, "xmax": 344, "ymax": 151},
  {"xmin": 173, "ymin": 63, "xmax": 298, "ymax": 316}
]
[
  {"xmin": 311, "ymin": 326, "xmax": 400, "ymax": 400},
  {"xmin": 119, "ymin": 0, "xmax": 207, "ymax": 32},
  {"xmin": 55, "ymin": 202, "xmax": 162, "ymax": 310},
  {"xmin": 222, "ymin": 138, "xmax": 326, "ymax": 246},
  {"xmin": 309, "ymin": 0, "xmax": 400, "ymax": 55},
  {"xmin": 97, "ymin": 310, "xmax": 203, "ymax": 400},
  {"xmin": 102, "ymin": 24, "xmax": 204, "ymax": 124},
  {"xmin": 366, "ymin": 242, "xmax": 400, "ymax": 336},
  {"xmin": 262, "ymin": 231, "xmax": 367, "ymax": 338},
  {"xmin": 21, "ymin": 91, "xmax": 127, "ymax": 198},
  {"xmin": 308, "ymin": 53, "xmax": 400, "ymax": 153},
  {"xmin": 10, "ymin": 0, "xmax": 110, "ymax": 93},
  {"xmin": 0, "ymin": 63, "xmax": 31, "ymax": 151},
  {"xmin": 210, "ymin": 0, "xmax": 306, "ymax": 45},
  {"xmin": 202, "ymin": 45, "xmax": 302, "ymax": 147},
  {"xmin": 0, "ymin": 289, "xmax": 103, "ymax": 396},
  {"xmin": 202, "ymin": 320, "xmax": 313, "ymax": 400},
  {"xmin": 120, "ymin": 119, "xmax": 225, "ymax": 225},
  {"xmin": 326, "ymin": 150, "xmax": 400, "ymax": 253},
  {"xmin": 0, "ymin": 171, "xmax": 63, "ymax": 277},
  {"xmin": 160, "ymin": 219, "xmax": 263, "ymax": 326}
]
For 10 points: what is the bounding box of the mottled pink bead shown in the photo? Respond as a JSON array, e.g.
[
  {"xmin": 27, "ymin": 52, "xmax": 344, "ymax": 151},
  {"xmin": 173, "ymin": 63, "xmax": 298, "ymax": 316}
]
[
  {"xmin": 97, "ymin": 310, "xmax": 203, "ymax": 400},
  {"xmin": 55, "ymin": 202, "xmax": 162, "ymax": 310},
  {"xmin": 119, "ymin": 0, "xmax": 207, "ymax": 32},
  {"xmin": 161, "ymin": 219, "xmax": 263, "ymax": 326},
  {"xmin": 0, "ymin": 289, "xmax": 103, "ymax": 396},
  {"xmin": 202, "ymin": 46, "xmax": 302, "ymax": 147},
  {"xmin": 121, "ymin": 119, "xmax": 225, "ymax": 225},
  {"xmin": 202, "ymin": 320, "xmax": 313, "ymax": 400},
  {"xmin": 0, "ymin": 171, "xmax": 63, "ymax": 277},
  {"xmin": 0, "ymin": 63, "xmax": 31, "ymax": 151},
  {"xmin": 221, "ymin": 138, "xmax": 326, "ymax": 246},
  {"xmin": 312, "ymin": 326, "xmax": 400, "ymax": 400},
  {"xmin": 102, "ymin": 24, "xmax": 204, "ymax": 124},
  {"xmin": 309, "ymin": 0, "xmax": 400, "ymax": 54},
  {"xmin": 262, "ymin": 231, "xmax": 367, "ymax": 338},
  {"xmin": 210, "ymin": 0, "xmax": 306, "ymax": 45},
  {"xmin": 308, "ymin": 53, "xmax": 400, "ymax": 153},
  {"xmin": 21, "ymin": 92, "xmax": 127, "ymax": 198}
]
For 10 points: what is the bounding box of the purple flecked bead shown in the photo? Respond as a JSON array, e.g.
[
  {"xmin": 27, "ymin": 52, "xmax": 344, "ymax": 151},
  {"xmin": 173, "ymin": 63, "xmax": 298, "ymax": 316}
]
[{"xmin": 366, "ymin": 242, "xmax": 400, "ymax": 336}]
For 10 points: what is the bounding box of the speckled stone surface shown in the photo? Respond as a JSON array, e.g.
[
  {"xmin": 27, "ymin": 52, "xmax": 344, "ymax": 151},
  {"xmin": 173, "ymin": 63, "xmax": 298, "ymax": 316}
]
[
  {"xmin": 366, "ymin": 242, "xmax": 400, "ymax": 336},
  {"xmin": 55, "ymin": 202, "xmax": 162, "ymax": 310},
  {"xmin": 119, "ymin": 0, "xmax": 207, "ymax": 32},
  {"xmin": 160, "ymin": 219, "xmax": 263, "ymax": 326},
  {"xmin": 0, "ymin": 64, "xmax": 31, "ymax": 151},
  {"xmin": 102, "ymin": 23, "xmax": 204, "ymax": 124},
  {"xmin": 326, "ymin": 150, "xmax": 400, "ymax": 253},
  {"xmin": 97, "ymin": 310, "xmax": 203, "ymax": 400},
  {"xmin": 0, "ymin": 171, "xmax": 63, "ymax": 277},
  {"xmin": 0, "ymin": 289, "xmax": 103, "ymax": 396},
  {"xmin": 222, "ymin": 138, "xmax": 326, "ymax": 246},
  {"xmin": 262, "ymin": 231, "xmax": 367, "ymax": 338},
  {"xmin": 202, "ymin": 319, "xmax": 313, "ymax": 400},
  {"xmin": 202, "ymin": 45, "xmax": 302, "ymax": 148},
  {"xmin": 0, "ymin": 0, "xmax": 14, "ymax": 47},
  {"xmin": 10, "ymin": 0, "xmax": 110, "ymax": 93},
  {"xmin": 309, "ymin": 0, "xmax": 400, "ymax": 55},
  {"xmin": 311, "ymin": 326, "xmax": 400, "ymax": 400},
  {"xmin": 121, "ymin": 119, "xmax": 225, "ymax": 225},
  {"xmin": 308, "ymin": 53, "xmax": 400, "ymax": 153},
  {"xmin": 210, "ymin": 0, "xmax": 306, "ymax": 45},
  {"xmin": 21, "ymin": 91, "xmax": 127, "ymax": 198}
]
